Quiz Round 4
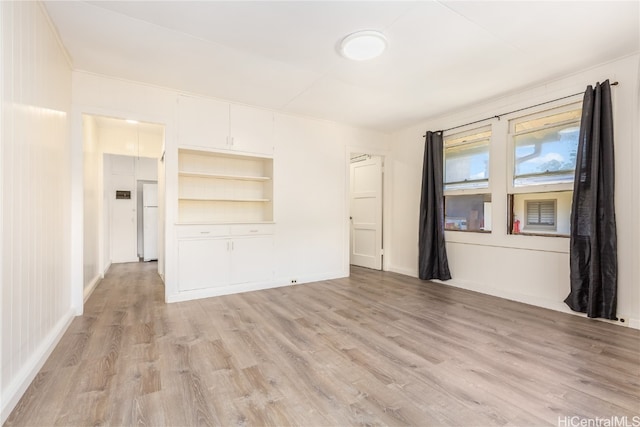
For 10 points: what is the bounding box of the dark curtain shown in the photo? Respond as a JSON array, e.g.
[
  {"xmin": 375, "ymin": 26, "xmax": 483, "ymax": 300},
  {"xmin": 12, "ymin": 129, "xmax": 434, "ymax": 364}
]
[
  {"xmin": 418, "ymin": 131, "xmax": 451, "ymax": 280},
  {"xmin": 564, "ymin": 80, "xmax": 617, "ymax": 320}
]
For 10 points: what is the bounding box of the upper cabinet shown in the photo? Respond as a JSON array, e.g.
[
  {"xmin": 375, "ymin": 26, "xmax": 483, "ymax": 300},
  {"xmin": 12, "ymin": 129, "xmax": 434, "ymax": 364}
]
[
  {"xmin": 177, "ymin": 95, "xmax": 274, "ymax": 156},
  {"xmin": 177, "ymin": 95, "xmax": 229, "ymax": 149},
  {"xmin": 229, "ymin": 104, "xmax": 275, "ymax": 155}
]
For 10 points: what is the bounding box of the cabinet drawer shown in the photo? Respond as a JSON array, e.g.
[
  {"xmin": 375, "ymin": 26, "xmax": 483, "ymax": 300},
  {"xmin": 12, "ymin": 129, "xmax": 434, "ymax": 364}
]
[
  {"xmin": 229, "ymin": 224, "xmax": 274, "ymax": 236},
  {"xmin": 176, "ymin": 224, "xmax": 230, "ymax": 238}
]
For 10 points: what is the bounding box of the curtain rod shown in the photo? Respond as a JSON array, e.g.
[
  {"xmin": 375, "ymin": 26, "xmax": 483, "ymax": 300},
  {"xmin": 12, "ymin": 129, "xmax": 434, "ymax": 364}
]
[{"xmin": 422, "ymin": 81, "xmax": 619, "ymax": 138}]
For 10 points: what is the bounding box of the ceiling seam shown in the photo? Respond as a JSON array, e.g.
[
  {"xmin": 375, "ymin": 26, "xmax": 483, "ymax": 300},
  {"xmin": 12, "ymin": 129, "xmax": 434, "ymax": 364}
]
[
  {"xmin": 81, "ymin": 1, "xmax": 323, "ymax": 79},
  {"xmin": 434, "ymin": 0, "xmax": 523, "ymax": 53}
]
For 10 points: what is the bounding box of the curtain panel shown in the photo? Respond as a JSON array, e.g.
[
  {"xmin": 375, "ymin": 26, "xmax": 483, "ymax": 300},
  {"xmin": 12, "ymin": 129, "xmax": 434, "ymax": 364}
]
[
  {"xmin": 564, "ymin": 80, "xmax": 618, "ymax": 320},
  {"xmin": 418, "ymin": 131, "xmax": 451, "ymax": 281}
]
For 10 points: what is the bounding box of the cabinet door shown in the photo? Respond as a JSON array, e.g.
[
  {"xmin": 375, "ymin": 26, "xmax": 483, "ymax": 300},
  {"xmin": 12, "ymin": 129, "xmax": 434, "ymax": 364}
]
[
  {"xmin": 229, "ymin": 104, "xmax": 274, "ymax": 155},
  {"xmin": 230, "ymin": 236, "xmax": 274, "ymax": 284},
  {"xmin": 178, "ymin": 239, "xmax": 231, "ymax": 291},
  {"xmin": 178, "ymin": 95, "xmax": 229, "ymax": 150}
]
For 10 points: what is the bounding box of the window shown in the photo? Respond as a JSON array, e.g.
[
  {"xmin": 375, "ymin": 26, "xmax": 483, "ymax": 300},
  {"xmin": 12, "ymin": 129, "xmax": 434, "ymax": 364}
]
[
  {"xmin": 509, "ymin": 191, "xmax": 572, "ymax": 236},
  {"xmin": 507, "ymin": 103, "xmax": 581, "ymax": 237},
  {"xmin": 443, "ymin": 127, "xmax": 492, "ymax": 233},
  {"xmin": 526, "ymin": 200, "xmax": 556, "ymax": 229},
  {"xmin": 444, "ymin": 128, "xmax": 491, "ymax": 191},
  {"xmin": 511, "ymin": 104, "xmax": 581, "ymax": 187},
  {"xmin": 445, "ymin": 194, "xmax": 492, "ymax": 232}
]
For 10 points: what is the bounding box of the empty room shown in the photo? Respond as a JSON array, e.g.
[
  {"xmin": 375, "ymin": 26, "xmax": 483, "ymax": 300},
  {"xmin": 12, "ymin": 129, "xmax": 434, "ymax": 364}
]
[{"xmin": 1, "ymin": 1, "xmax": 639, "ymax": 426}]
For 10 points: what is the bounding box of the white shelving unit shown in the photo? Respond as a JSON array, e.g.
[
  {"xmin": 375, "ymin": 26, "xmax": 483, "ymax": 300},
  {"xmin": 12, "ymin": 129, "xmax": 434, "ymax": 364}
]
[{"xmin": 178, "ymin": 148, "xmax": 273, "ymax": 224}]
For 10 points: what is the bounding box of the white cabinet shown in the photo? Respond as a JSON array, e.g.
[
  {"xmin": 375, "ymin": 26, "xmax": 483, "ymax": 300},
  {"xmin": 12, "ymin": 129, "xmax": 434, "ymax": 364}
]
[
  {"xmin": 178, "ymin": 95, "xmax": 273, "ymax": 155},
  {"xmin": 176, "ymin": 226, "xmax": 274, "ymax": 292},
  {"xmin": 229, "ymin": 104, "xmax": 274, "ymax": 155},
  {"xmin": 178, "ymin": 149, "xmax": 273, "ymax": 224},
  {"xmin": 178, "ymin": 238, "xmax": 231, "ymax": 290},
  {"xmin": 177, "ymin": 95, "xmax": 229, "ymax": 150}
]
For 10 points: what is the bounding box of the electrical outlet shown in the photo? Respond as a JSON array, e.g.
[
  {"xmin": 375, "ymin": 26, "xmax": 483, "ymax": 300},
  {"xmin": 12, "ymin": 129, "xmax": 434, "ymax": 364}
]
[{"xmin": 290, "ymin": 279, "xmax": 297, "ymax": 284}]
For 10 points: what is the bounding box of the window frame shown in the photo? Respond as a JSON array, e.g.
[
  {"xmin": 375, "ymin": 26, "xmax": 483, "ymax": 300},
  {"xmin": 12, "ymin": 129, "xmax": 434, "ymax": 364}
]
[
  {"xmin": 443, "ymin": 125, "xmax": 492, "ymax": 196},
  {"xmin": 443, "ymin": 125, "xmax": 493, "ymax": 234},
  {"xmin": 507, "ymin": 101, "xmax": 582, "ymax": 195}
]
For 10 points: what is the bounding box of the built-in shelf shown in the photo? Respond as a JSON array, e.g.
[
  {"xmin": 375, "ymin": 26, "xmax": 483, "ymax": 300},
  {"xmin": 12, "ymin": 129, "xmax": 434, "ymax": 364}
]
[
  {"xmin": 178, "ymin": 148, "xmax": 273, "ymax": 224},
  {"xmin": 179, "ymin": 197, "xmax": 271, "ymax": 202},
  {"xmin": 178, "ymin": 171, "xmax": 271, "ymax": 181},
  {"xmin": 176, "ymin": 221, "xmax": 275, "ymax": 225}
]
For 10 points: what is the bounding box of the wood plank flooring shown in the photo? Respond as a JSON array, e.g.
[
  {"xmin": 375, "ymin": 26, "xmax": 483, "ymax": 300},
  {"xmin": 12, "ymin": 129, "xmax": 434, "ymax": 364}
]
[{"xmin": 5, "ymin": 263, "xmax": 640, "ymax": 426}]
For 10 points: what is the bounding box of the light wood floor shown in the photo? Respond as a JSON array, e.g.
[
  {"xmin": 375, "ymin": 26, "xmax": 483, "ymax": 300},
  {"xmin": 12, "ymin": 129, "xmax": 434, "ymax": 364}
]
[{"xmin": 5, "ymin": 263, "xmax": 640, "ymax": 426}]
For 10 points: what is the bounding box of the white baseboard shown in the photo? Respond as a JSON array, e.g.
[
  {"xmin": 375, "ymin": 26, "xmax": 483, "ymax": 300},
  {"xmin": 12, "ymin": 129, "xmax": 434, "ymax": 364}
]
[
  {"xmin": 387, "ymin": 266, "xmax": 418, "ymax": 278},
  {"xmin": 166, "ymin": 271, "xmax": 348, "ymax": 304},
  {"xmin": 385, "ymin": 263, "xmax": 638, "ymax": 330},
  {"xmin": 1, "ymin": 308, "xmax": 75, "ymax": 424},
  {"xmin": 627, "ymin": 318, "xmax": 640, "ymax": 329},
  {"xmin": 102, "ymin": 261, "xmax": 111, "ymax": 276},
  {"xmin": 83, "ymin": 275, "xmax": 101, "ymax": 302},
  {"xmin": 167, "ymin": 279, "xmax": 292, "ymax": 303},
  {"xmin": 432, "ymin": 277, "xmax": 638, "ymax": 330}
]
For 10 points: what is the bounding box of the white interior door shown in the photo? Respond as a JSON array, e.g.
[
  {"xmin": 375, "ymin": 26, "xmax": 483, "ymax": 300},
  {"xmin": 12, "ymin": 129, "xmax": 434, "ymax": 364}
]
[
  {"xmin": 350, "ymin": 156, "xmax": 383, "ymax": 270},
  {"xmin": 110, "ymin": 176, "xmax": 138, "ymax": 263},
  {"xmin": 107, "ymin": 155, "xmax": 138, "ymax": 264}
]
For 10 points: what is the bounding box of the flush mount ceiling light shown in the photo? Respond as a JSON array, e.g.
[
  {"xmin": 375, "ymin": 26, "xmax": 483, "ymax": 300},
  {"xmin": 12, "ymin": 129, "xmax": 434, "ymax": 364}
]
[{"xmin": 340, "ymin": 30, "xmax": 387, "ymax": 61}]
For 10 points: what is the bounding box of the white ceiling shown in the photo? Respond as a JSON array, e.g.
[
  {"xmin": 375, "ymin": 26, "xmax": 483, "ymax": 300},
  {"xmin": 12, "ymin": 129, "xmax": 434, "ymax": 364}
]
[{"xmin": 45, "ymin": 1, "xmax": 639, "ymax": 133}]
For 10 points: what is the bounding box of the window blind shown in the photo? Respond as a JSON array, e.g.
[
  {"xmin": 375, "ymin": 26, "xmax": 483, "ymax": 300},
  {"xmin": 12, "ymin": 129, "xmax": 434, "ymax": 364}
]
[{"xmin": 527, "ymin": 200, "xmax": 555, "ymax": 226}]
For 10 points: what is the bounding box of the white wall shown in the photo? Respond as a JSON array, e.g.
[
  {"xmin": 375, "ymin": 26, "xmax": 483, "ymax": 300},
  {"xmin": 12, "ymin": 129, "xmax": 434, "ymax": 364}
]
[
  {"xmin": 157, "ymin": 147, "xmax": 166, "ymax": 280},
  {"xmin": 274, "ymin": 115, "xmax": 346, "ymax": 283},
  {"xmin": 82, "ymin": 115, "xmax": 101, "ymax": 299},
  {"xmin": 97, "ymin": 125, "xmax": 164, "ymax": 159},
  {"xmin": 388, "ymin": 54, "xmax": 640, "ymax": 328},
  {"xmin": 70, "ymin": 72, "xmax": 390, "ymax": 304},
  {"xmin": 273, "ymin": 115, "xmax": 387, "ymax": 284},
  {"xmin": 1, "ymin": 2, "xmax": 73, "ymax": 423}
]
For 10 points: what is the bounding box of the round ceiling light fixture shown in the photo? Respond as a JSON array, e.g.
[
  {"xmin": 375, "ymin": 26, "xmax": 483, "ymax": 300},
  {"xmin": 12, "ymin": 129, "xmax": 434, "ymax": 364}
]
[{"xmin": 340, "ymin": 30, "xmax": 387, "ymax": 61}]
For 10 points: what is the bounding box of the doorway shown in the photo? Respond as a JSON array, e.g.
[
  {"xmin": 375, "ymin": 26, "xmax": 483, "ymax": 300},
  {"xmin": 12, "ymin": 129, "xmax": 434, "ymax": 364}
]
[
  {"xmin": 349, "ymin": 153, "xmax": 384, "ymax": 270},
  {"xmin": 82, "ymin": 114, "xmax": 164, "ymax": 300}
]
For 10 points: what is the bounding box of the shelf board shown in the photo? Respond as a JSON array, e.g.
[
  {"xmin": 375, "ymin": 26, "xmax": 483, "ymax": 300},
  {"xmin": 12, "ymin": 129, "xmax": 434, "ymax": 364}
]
[
  {"xmin": 178, "ymin": 147, "xmax": 273, "ymax": 160},
  {"xmin": 179, "ymin": 171, "xmax": 271, "ymax": 181},
  {"xmin": 176, "ymin": 221, "xmax": 275, "ymax": 225},
  {"xmin": 179, "ymin": 197, "xmax": 271, "ymax": 202}
]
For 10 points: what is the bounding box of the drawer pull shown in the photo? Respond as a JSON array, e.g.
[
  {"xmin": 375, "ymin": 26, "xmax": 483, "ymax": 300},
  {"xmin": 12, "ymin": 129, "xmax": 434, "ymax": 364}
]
[
  {"xmin": 249, "ymin": 229, "xmax": 259, "ymax": 233},
  {"xmin": 200, "ymin": 231, "xmax": 211, "ymax": 234}
]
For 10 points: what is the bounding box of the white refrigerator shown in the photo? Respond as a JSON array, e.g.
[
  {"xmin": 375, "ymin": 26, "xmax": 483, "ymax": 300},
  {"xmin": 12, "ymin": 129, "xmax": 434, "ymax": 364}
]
[{"xmin": 142, "ymin": 183, "xmax": 158, "ymax": 261}]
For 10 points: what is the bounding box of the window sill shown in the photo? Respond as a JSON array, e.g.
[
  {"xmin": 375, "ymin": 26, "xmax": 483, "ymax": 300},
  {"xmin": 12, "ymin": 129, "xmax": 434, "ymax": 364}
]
[
  {"xmin": 445, "ymin": 229, "xmax": 492, "ymax": 234},
  {"xmin": 511, "ymin": 232, "xmax": 569, "ymax": 238}
]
